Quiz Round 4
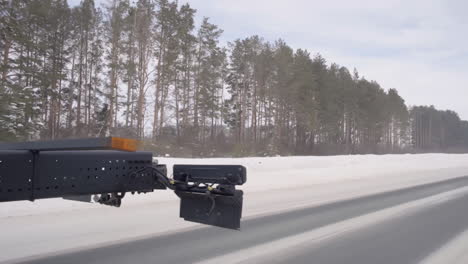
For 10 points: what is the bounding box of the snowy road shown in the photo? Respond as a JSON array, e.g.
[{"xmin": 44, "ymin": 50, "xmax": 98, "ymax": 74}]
[
  {"xmin": 3, "ymin": 154, "xmax": 468, "ymax": 263},
  {"xmin": 14, "ymin": 176, "xmax": 468, "ymax": 264}
]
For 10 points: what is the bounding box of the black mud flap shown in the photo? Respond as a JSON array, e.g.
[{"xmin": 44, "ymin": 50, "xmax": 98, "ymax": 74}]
[{"xmin": 176, "ymin": 190, "xmax": 243, "ymax": 230}]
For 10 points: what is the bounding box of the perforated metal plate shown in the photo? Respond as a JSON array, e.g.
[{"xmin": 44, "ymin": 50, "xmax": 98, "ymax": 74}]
[
  {"xmin": 0, "ymin": 150, "xmax": 164, "ymax": 202},
  {"xmin": 0, "ymin": 151, "xmax": 34, "ymax": 201}
]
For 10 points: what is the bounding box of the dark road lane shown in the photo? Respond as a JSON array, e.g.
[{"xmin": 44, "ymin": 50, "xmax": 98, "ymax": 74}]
[
  {"xmin": 17, "ymin": 176, "xmax": 468, "ymax": 264},
  {"xmin": 257, "ymin": 187, "xmax": 468, "ymax": 264}
]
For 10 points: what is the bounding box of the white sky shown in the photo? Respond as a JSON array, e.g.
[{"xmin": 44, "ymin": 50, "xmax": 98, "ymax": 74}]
[{"xmin": 71, "ymin": 0, "xmax": 468, "ymax": 119}]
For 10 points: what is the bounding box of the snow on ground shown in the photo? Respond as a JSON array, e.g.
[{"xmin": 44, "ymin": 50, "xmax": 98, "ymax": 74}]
[{"xmin": 1, "ymin": 154, "xmax": 468, "ymax": 262}]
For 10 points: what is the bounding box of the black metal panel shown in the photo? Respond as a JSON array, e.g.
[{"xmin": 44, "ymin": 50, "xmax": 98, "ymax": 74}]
[
  {"xmin": 176, "ymin": 190, "xmax": 244, "ymax": 230},
  {"xmin": 0, "ymin": 151, "xmax": 34, "ymax": 202},
  {"xmin": 0, "ymin": 150, "xmax": 164, "ymax": 202},
  {"xmin": 0, "ymin": 137, "xmax": 116, "ymax": 151},
  {"xmin": 173, "ymin": 165, "xmax": 247, "ymax": 185}
]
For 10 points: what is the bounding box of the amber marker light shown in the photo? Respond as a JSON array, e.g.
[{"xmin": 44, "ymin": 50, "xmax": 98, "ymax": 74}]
[{"xmin": 110, "ymin": 137, "xmax": 139, "ymax": 152}]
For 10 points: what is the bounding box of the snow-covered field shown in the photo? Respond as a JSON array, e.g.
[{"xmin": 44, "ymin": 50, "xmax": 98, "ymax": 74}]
[{"xmin": 1, "ymin": 154, "xmax": 468, "ymax": 262}]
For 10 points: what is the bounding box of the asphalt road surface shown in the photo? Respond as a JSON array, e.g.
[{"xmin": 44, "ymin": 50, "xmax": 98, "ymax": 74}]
[{"xmin": 17, "ymin": 176, "xmax": 468, "ymax": 264}]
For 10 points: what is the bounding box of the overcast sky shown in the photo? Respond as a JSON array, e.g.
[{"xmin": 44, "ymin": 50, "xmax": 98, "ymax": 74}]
[{"xmin": 71, "ymin": 0, "xmax": 468, "ymax": 119}]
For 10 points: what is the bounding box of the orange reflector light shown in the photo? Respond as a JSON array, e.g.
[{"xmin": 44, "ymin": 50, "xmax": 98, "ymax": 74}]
[{"xmin": 110, "ymin": 137, "xmax": 139, "ymax": 152}]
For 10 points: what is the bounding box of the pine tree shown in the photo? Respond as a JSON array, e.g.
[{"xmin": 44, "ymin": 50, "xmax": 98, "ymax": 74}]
[
  {"xmin": 134, "ymin": 0, "xmax": 153, "ymax": 139},
  {"xmin": 104, "ymin": 0, "xmax": 128, "ymax": 134},
  {"xmin": 152, "ymin": 0, "xmax": 178, "ymax": 140},
  {"xmin": 173, "ymin": 3, "xmax": 195, "ymax": 144},
  {"xmin": 290, "ymin": 49, "xmax": 317, "ymax": 154},
  {"xmin": 193, "ymin": 18, "xmax": 224, "ymax": 146}
]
